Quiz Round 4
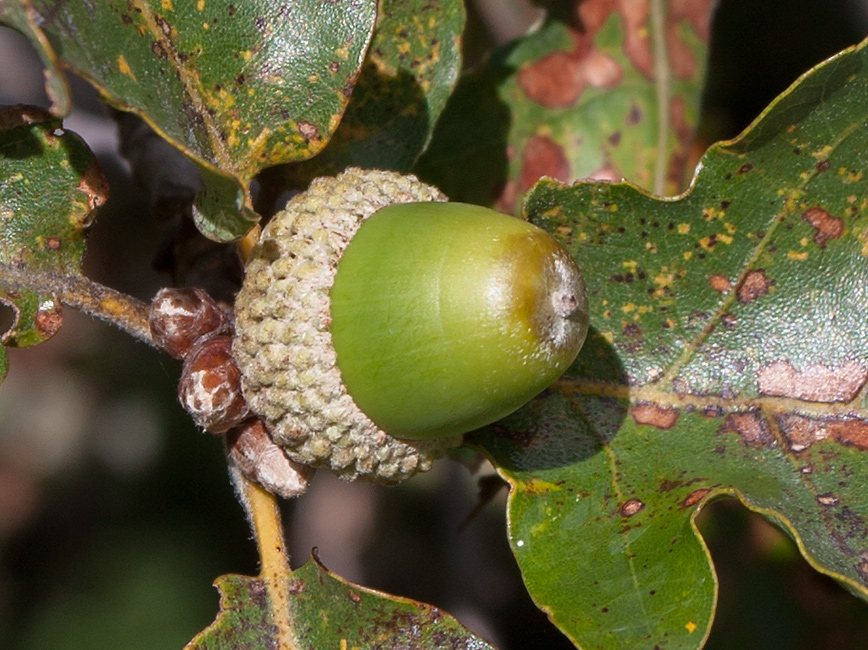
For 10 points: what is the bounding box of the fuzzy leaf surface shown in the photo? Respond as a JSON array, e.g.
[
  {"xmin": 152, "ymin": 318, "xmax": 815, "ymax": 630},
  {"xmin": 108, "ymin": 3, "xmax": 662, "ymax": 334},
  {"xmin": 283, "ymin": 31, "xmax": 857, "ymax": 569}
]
[
  {"xmin": 416, "ymin": 0, "xmax": 715, "ymax": 210},
  {"xmin": 19, "ymin": 0, "xmax": 377, "ymax": 240},
  {"xmin": 188, "ymin": 558, "xmax": 494, "ymax": 650},
  {"xmin": 273, "ymin": 0, "xmax": 465, "ymax": 188},
  {"xmin": 0, "ymin": 106, "xmax": 106, "ymax": 358},
  {"xmin": 476, "ymin": 37, "xmax": 868, "ymax": 650}
]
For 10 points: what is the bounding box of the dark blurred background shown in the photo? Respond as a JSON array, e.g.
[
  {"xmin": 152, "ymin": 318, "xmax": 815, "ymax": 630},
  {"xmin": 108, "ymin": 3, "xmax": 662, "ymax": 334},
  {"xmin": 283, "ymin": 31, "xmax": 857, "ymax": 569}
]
[{"xmin": 0, "ymin": 1, "xmax": 867, "ymax": 649}]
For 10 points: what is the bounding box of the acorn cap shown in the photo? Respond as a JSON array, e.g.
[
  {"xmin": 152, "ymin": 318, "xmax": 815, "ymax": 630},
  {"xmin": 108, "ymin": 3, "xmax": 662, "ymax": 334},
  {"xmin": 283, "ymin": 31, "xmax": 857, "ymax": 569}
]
[{"xmin": 233, "ymin": 168, "xmax": 460, "ymax": 483}]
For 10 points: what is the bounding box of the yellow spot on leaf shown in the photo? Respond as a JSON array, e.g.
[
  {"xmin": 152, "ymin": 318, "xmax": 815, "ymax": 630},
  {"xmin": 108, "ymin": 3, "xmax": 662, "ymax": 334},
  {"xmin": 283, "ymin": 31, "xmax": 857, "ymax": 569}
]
[
  {"xmin": 812, "ymin": 145, "xmax": 833, "ymax": 160},
  {"xmin": 654, "ymin": 272, "xmax": 674, "ymax": 289},
  {"xmin": 197, "ymin": 0, "xmax": 205, "ymax": 10},
  {"xmin": 202, "ymin": 22, "xmax": 209, "ymax": 30},
  {"xmin": 719, "ymin": 234, "xmax": 733, "ymax": 245},
  {"xmin": 788, "ymin": 250, "xmax": 808, "ymax": 260},
  {"xmin": 622, "ymin": 303, "xmax": 636, "ymax": 314},
  {"xmin": 602, "ymin": 309, "xmax": 612, "ymax": 319},
  {"xmin": 685, "ymin": 621, "xmax": 697, "ymax": 634},
  {"xmin": 724, "ymin": 222, "xmax": 736, "ymax": 234},
  {"xmin": 683, "ymin": 251, "xmax": 693, "ymax": 261},
  {"xmin": 162, "ymin": 0, "xmax": 173, "ymax": 9},
  {"xmin": 240, "ymin": 50, "xmax": 253, "ymax": 62},
  {"xmin": 602, "ymin": 331, "xmax": 614, "ymax": 344},
  {"xmin": 622, "ymin": 260, "xmax": 638, "ymax": 273},
  {"xmin": 645, "ymin": 242, "xmax": 658, "ymax": 253},
  {"xmin": 336, "ymin": 44, "xmax": 350, "ymax": 60},
  {"xmin": 117, "ymin": 55, "xmax": 136, "ymax": 81},
  {"xmin": 702, "ymin": 207, "xmax": 720, "ymax": 221},
  {"xmin": 677, "ymin": 223, "xmax": 690, "ymax": 234}
]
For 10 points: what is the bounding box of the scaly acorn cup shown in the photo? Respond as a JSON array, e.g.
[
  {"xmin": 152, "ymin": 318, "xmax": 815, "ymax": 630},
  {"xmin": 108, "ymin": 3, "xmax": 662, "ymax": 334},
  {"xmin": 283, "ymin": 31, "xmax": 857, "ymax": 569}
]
[{"xmin": 233, "ymin": 168, "xmax": 588, "ymax": 484}]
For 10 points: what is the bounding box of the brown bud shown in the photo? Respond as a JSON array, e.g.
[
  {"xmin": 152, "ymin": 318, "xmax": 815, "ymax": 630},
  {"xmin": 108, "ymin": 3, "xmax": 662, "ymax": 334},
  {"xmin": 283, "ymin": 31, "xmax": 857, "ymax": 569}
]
[
  {"xmin": 149, "ymin": 287, "xmax": 228, "ymax": 359},
  {"xmin": 178, "ymin": 335, "xmax": 249, "ymax": 433},
  {"xmin": 227, "ymin": 419, "xmax": 314, "ymax": 498}
]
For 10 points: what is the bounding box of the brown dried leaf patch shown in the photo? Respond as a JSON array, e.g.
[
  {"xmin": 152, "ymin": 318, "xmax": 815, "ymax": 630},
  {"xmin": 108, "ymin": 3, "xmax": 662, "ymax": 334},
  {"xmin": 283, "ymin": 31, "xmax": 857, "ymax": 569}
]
[{"xmin": 757, "ymin": 360, "xmax": 867, "ymax": 403}]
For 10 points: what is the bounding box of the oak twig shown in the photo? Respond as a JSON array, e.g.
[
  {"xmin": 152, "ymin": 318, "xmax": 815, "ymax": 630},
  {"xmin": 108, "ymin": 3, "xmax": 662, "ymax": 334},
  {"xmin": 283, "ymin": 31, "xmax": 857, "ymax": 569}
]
[
  {"xmin": 229, "ymin": 462, "xmax": 300, "ymax": 650},
  {"xmin": 0, "ymin": 265, "xmax": 153, "ymax": 346}
]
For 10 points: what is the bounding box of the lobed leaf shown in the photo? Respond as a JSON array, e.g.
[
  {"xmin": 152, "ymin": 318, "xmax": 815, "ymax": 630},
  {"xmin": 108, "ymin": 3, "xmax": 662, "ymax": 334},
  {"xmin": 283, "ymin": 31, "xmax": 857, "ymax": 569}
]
[
  {"xmin": 476, "ymin": 36, "xmax": 868, "ymax": 649},
  {"xmin": 13, "ymin": 0, "xmax": 379, "ymax": 241},
  {"xmin": 416, "ymin": 0, "xmax": 715, "ymax": 210},
  {"xmin": 187, "ymin": 557, "xmax": 494, "ymax": 650},
  {"xmin": 0, "ymin": 105, "xmax": 106, "ymax": 358}
]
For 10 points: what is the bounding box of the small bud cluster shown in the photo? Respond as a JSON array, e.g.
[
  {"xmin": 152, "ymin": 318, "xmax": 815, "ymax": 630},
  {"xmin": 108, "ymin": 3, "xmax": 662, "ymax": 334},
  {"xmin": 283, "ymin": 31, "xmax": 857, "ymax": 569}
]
[
  {"xmin": 149, "ymin": 287, "xmax": 248, "ymax": 433},
  {"xmin": 149, "ymin": 287, "xmax": 312, "ymax": 497}
]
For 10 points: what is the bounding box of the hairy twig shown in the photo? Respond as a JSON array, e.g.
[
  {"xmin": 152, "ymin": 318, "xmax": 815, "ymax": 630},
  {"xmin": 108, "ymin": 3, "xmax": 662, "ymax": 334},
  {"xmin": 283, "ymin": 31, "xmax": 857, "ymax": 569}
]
[
  {"xmin": 0, "ymin": 265, "xmax": 153, "ymax": 346},
  {"xmin": 229, "ymin": 462, "xmax": 300, "ymax": 650}
]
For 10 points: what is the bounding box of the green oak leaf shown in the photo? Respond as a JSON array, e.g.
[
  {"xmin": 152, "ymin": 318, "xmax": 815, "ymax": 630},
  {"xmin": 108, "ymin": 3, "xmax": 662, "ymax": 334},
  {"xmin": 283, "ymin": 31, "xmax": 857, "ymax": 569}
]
[
  {"xmin": 475, "ymin": 36, "xmax": 868, "ymax": 650},
  {"xmin": 271, "ymin": 0, "xmax": 465, "ymax": 188},
  {"xmin": 0, "ymin": 106, "xmax": 106, "ymax": 366},
  {"xmin": 416, "ymin": 1, "xmax": 715, "ymax": 210},
  {"xmin": 188, "ymin": 557, "xmax": 495, "ymax": 650},
  {"xmin": 9, "ymin": 0, "xmax": 378, "ymax": 241}
]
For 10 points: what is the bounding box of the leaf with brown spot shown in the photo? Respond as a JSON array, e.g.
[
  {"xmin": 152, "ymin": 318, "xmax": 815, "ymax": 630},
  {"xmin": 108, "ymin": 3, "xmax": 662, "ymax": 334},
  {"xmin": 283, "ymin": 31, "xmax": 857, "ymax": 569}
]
[
  {"xmin": 0, "ymin": 107, "xmax": 106, "ymax": 376},
  {"xmin": 476, "ymin": 37, "xmax": 868, "ymax": 650},
  {"xmin": 6, "ymin": 0, "xmax": 378, "ymax": 241},
  {"xmin": 187, "ymin": 558, "xmax": 495, "ymax": 650},
  {"xmin": 416, "ymin": 0, "xmax": 716, "ymax": 210}
]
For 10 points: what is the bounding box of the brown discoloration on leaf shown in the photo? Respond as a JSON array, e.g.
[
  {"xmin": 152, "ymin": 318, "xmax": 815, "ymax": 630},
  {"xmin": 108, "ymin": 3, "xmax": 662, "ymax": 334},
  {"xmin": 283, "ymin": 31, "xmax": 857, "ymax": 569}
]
[
  {"xmin": 620, "ymin": 498, "xmax": 645, "ymax": 517},
  {"xmin": 778, "ymin": 414, "xmax": 868, "ymax": 452},
  {"xmin": 778, "ymin": 414, "xmax": 828, "ymax": 452},
  {"xmin": 719, "ymin": 412, "xmax": 773, "ymax": 448},
  {"xmin": 620, "ymin": 322, "xmax": 644, "ymax": 353},
  {"xmin": 802, "ymin": 206, "xmax": 844, "ymax": 247},
  {"xmin": 828, "ymin": 419, "xmax": 868, "ymax": 451},
  {"xmin": 589, "ymin": 164, "xmax": 623, "ymax": 182},
  {"xmin": 666, "ymin": 0, "xmax": 715, "ymax": 80},
  {"xmin": 296, "ymin": 120, "xmax": 321, "ymax": 145},
  {"xmin": 817, "ymin": 493, "xmax": 840, "ymax": 507},
  {"xmin": 287, "ymin": 577, "xmax": 305, "ymax": 595},
  {"xmin": 35, "ymin": 300, "xmax": 63, "ymax": 338},
  {"xmin": 77, "ymin": 161, "xmax": 110, "ymax": 217},
  {"xmin": 708, "ymin": 274, "xmax": 731, "ymax": 293},
  {"xmin": 856, "ymin": 560, "xmax": 868, "ymax": 583},
  {"xmin": 630, "ymin": 403, "xmax": 679, "ymax": 429},
  {"xmin": 682, "ymin": 489, "xmax": 710, "ymax": 508},
  {"xmin": 517, "ymin": 33, "xmax": 623, "ymax": 109},
  {"xmin": 44, "ymin": 237, "xmax": 62, "ymax": 251},
  {"xmin": 667, "ymin": 95, "xmax": 692, "ymax": 187},
  {"xmin": 520, "ymin": 135, "xmax": 571, "ymax": 192},
  {"xmin": 736, "ymin": 269, "xmax": 770, "ymax": 303},
  {"xmin": 757, "ymin": 360, "xmax": 867, "ymax": 403},
  {"xmin": 0, "ymin": 105, "xmax": 53, "ymax": 130}
]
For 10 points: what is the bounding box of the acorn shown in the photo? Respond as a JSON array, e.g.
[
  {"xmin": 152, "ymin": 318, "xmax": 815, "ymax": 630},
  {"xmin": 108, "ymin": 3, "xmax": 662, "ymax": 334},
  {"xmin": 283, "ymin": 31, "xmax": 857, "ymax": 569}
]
[{"xmin": 233, "ymin": 168, "xmax": 588, "ymax": 484}]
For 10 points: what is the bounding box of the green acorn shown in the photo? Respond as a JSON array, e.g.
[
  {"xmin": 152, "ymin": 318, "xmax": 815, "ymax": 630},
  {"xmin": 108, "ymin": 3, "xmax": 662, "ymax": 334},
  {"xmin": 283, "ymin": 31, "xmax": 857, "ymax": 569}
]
[{"xmin": 233, "ymin": 168, "xmax": 588, "ymax": 483}]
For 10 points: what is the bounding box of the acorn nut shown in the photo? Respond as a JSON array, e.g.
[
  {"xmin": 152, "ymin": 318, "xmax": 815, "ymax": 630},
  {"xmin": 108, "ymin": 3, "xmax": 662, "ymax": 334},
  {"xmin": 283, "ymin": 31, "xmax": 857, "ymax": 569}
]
[{"xmin": 233, "ymin": 168, "xmax": 588, "ymax": 484}]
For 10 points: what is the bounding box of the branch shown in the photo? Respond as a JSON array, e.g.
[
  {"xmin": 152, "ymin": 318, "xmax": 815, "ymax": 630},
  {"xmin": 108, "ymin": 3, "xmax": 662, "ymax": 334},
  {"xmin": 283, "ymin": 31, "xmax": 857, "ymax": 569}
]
[
  {"xmin": 229, "ymin": 461, "xmax": 300, "ymax": 650},
  {"xmin": 0, "ymin": 265, "xmax": 154, "ymax": 346}
]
